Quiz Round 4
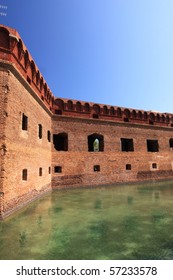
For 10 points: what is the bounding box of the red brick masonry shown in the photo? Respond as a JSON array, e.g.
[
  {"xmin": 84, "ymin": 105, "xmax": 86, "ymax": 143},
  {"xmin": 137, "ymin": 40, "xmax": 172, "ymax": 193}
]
[{"xmin": 1, "ymin": 24, "xmax": 173, "ymax": 219}]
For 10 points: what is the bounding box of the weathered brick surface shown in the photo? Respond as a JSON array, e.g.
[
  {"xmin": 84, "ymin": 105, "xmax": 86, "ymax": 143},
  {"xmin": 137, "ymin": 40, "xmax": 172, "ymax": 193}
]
[
  {"xmin": 0, "ymin": 68, "xmax": 9, "ymax": 216},
  {"xmin": 1, "ymin": 24, "xmax": 173, "ymax": 219},
  {"xmin": 52, "ymin": 116, "xmax": 173, "ymax": 188},
  {"xmin": 1, "ymin": 66, "xmax": 51, "ymax": 218}
]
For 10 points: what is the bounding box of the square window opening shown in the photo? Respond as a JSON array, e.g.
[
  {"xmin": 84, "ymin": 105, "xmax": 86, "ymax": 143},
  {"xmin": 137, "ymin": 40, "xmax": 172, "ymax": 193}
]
[
  {"xmin": 149, "ymin": 120, "xmax": 154, "ymax": 125},
  {"xmin": 92, "ymin": 114, "xmax": 99, "ymax": 119},
  {"xmin": 54, "ymin": 166, "xmax": 62, "ymax": 173},
  {"xmin": 126, "ymin": 164, "xmax": 131, "ymax": 170},
  {"xmin": 121, "ymin": 138, "xmax": 134, "ymax": 152},
  {"xmin": 147, "ymin": 140, "xmax": 159, "ymax": 152},
  {"xmin": 124, "ymin": 117, "xmax": 129, "ymax": 122},
  {"xmin": 55, "ymin": 110, "xmax": 62, "ymax": 115},
  {"xmin": 152, "ymin": 163, "xmax": 157, "ymax": 169},
  {"xmin": 94, "ymin": 165, "xmax": 100, "ymax": 172}
]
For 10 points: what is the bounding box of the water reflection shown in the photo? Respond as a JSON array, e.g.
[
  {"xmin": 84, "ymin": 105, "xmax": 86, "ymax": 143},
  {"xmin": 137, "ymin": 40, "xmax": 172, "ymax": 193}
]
[{"xmin": 0, "ymin": 181, "xmax": 173, "ymax": 259}]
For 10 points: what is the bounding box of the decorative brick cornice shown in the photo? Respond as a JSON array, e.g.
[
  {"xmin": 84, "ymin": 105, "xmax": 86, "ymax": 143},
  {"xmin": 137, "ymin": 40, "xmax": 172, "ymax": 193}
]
[
  {"xmin": 0, "ymin": 24, "xmax": 54, "ymax": 112},
  {"xmin": 0, "ymin": 24, "xmax": 173, "ymax": 128}
]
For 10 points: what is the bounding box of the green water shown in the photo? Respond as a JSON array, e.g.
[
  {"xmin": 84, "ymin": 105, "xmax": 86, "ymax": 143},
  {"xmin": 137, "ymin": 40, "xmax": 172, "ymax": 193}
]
[{"xmin": 1, "ymin": 181, "xmax": 173, "ymax": 260}]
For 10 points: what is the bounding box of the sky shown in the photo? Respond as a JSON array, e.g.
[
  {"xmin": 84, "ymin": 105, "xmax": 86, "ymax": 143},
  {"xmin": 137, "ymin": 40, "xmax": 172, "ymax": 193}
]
[{"xmin": 1, "ymin": 0, "xmax": 173, "ymax": 113}]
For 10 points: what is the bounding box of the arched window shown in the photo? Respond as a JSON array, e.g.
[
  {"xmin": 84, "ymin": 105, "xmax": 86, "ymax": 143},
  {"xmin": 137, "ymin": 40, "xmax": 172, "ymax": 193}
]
[
  {"xmin": 88, "ymin": 134, "xmax": 104, "ymax": 152},
  {"xmin": 40, "ymin": 77, "xmax": 43, "ymax": 91},
  {"xmin": 117, "ymin": 108, "xmax": 122, "ymax": 117},
  {"xmin": 84, "ymin": 103, "xmax": 90, "ymax": 112},
  {"xmin": 161, "ymin": 115, "xmax": 165, "ymax": 122},
  {"xmin": 138, "ymin": 111, "xmax": 143, "ymax": 119},
  {"xmin": 54, "ymin": 99, "xmax": 64, "ymax": 110},
  {"xmin": 93, "ymin": 138, "xmax": 99, "ymax": 151},
  {"xmin": 166, "ymin": 115, "xmax": 170, "ymax": 123},
  {"xmin": 0, "ymin": 27, "xmax": 9, "ymax": 49},
  {"xmin": 110, "ymin": 106, "xmax": 115, "ymax": 115},
  {"xmin": 17, "ymin": 39, "xmax": 23, "ymax": 60},
  {"xmin": 149, "ymin": 113, "xmax": 155, "ymax": 121},
  {"xmin": 156, "ymin": 114, "xmax": 160, "ymax": 122},
  {"xmin": 149, "ymin": 113, "xmax": 155, "ymax": 125},
  {"xmin": 124, "ymin": 109, "xmax": 130, "ymax": 118},
  {"xmin": 132, "ymin": 110, "xmax": 137, "ymax": 118},
  {"xmin": 53, "ymin": 133, "xmax": 68, "ymax": 151},
  {"xmin": 44, "ymin": 83, "xmax": 47, "ymax": 97},
  {"xmin": 24, "ymin": 50, "xmax": 29, "ymax": 69},
  {"xmin": 31, "ymin": 61, "xmax": 36, "ymax": 81},
  {"xmin": 67, "ymin": 100, "xmax": 73, "ymax": 110},
  {"xmin": 93, "ymin": 104, "xmax": 100, "ymax": 114},
  {"xmin": 76, "ymin": 101, "xmax": 82, "ymax": 111},
  {"xmin": 103, "ymin": 106, "xmax": 108, "ymax": 115},
  {"xmin": 143, "ymin": 112, "xmax": 148, "ymax": 120},
  {"xmin": 36, "ymin": 71, "xmax": 40, "ymax": 86}
]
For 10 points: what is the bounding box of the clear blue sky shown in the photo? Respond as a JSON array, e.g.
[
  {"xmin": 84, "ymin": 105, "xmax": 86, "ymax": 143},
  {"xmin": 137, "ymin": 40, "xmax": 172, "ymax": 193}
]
[{"xmin": 1, "ymin": 0, "xmax": 173, "ymax": 113}]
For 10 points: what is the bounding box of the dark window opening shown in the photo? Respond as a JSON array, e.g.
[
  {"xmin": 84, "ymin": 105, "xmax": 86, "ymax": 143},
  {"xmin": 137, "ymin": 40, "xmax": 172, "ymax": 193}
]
[
  {"xmin": 54, "ymin": 166, "xmax": 62, "ymax": 173},
  {"xmin": 138, "ymin": 111, "xmax": 143, "ymax": 119},
  {"xmin": 132, "ymin": 110, "xmax": 137, "ymax": 118},
  {"xmin": 94, "ymin": 165, "xmax": 100, "ymax": 172},
  {"xmin": 147, "ymin": 140, "xmax": 159, "ymax": 152},
  {"xmin": 27, "ymin": 76, "xmax": 31, "ymax": 84},
  {"xmin": 124, "ymin": 118, "xmax": 129, "ymax": 122},
  {"xmin": 67, "ymin": 100, "xmax": 73, "ymax": 110},
  {"xmin": 55, "ymin": 110, "xmax": 62, "ymax": 115},
  {"xmin": 88, "ymin": 134, "xmax": 104, "ymax": 152},
  {"xmin": 76, "ymin": 102, "xmax": 82, "ymax": 111},
  {"xmin": 169, "ymin": 138, "xmax": 173, "ymax": 148},
  {"xmin": 22, "ymin": 169, "xmax": 27, "ymax": 181},
  {"xmin": 22, "ymin": 113, "xmax": 28, "ymax": 131},
  {"xmin": 48, "ymin": 167, "xmax": 51, "ymax": 174},
  {"xmin": 53, "ymin": 133, "xmax": 68, "ymax": 151},
  {"xmin": 103, "ymin": 106, "xmax": 108, "ymax": 114},
  {"xmin": 152, "ymin": 163, "xmax": 157, "ymax": 169},
  {"xmin": 39, "ymin": 167, "xmax": 42, "ymax": 176},
  {"xmin": 84, "ymin": 103, "xmax": 90, "ymax": 112},
  {"xmin": 149, "ymin": 120, "xmax": 154, "ymax": 125},
  {"xmin": 126, "ymin": 164, "xmax": 131, "ymax": 170},
  {"xmin": 144, "ymin": 112, "xmax": 148, "ymax": 120},
  {"xmin": 117, "ymin": 108, "xmax": 122, "ymax": 117},
  {"xmin": 110, "ymin": 107, "xmax": 115, "ymax": 115},
  {"xmin": 124, "ymin": 109, "xmax": 130, "ymax": 118},
  {"xmin": 166, "ymin": 116, "xmax": 170, "ymax": 122},
  {"xmin": 92, "ymin": 114, "xmax": 99, "ymax": 119},
  {"xmin": 121, "ymin": 138, "xmax": 134, "ymax": 152},
  {"xmin": 38, "ymin": 124, "xmax": 42, "ymax": 139},
  {"xmin": 47, "ymin": 130, "xmax": 51, "ymax": 142}
]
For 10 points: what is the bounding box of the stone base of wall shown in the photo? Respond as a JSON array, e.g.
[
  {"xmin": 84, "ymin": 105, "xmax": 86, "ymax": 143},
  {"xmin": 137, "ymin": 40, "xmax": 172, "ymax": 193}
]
[
  {"xmin": 137, "ymin": 170, "xmax": 173, "ymax": 179},
  {"xmin": 0, "ymin": 183, "xmax": 51, "ymax": 220},
  {"xmin": 52, "ymin": 171, "xmax": 173, "ymax": 190}
]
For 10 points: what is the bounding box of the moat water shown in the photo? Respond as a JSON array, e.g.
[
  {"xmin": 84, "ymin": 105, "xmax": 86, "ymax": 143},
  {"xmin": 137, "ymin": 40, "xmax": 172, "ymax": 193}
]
[{"xmin": 1, "ymin": 180, "xmax": 173, "ymax": 260}]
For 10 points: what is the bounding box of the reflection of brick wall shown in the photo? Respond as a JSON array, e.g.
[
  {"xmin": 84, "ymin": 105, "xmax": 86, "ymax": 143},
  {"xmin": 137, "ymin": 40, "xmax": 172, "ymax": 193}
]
[{"xmin": 1, "ymin": 24, "xmax": 173, "ymax": 219}]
